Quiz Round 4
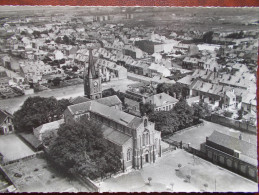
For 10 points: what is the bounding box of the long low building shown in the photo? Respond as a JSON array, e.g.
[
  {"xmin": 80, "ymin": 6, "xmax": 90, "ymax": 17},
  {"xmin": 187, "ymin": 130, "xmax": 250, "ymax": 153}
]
[{"xmin": 201, "ymin": 131, "xmax": 257, "ymax": 182}]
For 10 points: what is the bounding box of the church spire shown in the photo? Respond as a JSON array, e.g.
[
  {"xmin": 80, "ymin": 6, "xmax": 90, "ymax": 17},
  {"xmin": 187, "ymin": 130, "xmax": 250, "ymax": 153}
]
[{"xmin": 88, "ymin": 49, "xmax": 97, "ymax": 79}]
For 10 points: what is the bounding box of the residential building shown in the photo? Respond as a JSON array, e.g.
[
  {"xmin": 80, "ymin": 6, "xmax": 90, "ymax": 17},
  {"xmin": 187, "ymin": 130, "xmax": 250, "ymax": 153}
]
[
  {"xmin": 0, "ymin": 109, "xmax": 14, "ymax": 135},
  {"xmin": 145, "ymin": 92, "xmax": 178, "ymax": 111}
]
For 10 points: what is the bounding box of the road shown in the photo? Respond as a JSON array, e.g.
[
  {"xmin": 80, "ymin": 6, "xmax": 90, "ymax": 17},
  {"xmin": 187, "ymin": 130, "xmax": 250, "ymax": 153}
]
[{"xmin": 0, "ymin": 78, "xmax": 138, "ymax": 114}]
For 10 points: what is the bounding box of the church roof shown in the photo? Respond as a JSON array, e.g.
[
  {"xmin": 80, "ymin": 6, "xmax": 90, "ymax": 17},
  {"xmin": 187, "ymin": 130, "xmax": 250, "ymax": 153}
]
[
  {"xmin": 70, "ymin": 96, "xmax": 91, "ymax": 105},
  {"xmin": 102, "ymin": 125, "xmax": 132, "ymax": 146},
  {"xmin": 95, "ymin": 95, "xmax": 121, "ymax": 107},
  {"xmin": 67, "ymin": 101, "xmax": 143, "ymax": 129}
]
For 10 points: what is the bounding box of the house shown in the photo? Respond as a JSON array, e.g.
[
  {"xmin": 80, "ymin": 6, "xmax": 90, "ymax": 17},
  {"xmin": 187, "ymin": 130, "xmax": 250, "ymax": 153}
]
[
  {"xmin": 0, "ymin": 109, "xmax": 14, "ymax": 135},
  {"xmin": 145, "ymin": 92, "xmax": 178, "ymax": 111},
  {"xmin": 223, "ymin": 89, "xmax": 236, "ymax": 108},
  {"xmin": 64, "ymin": 100, "xmax": 162, "ymax": 171},
  {"xmin": 20, "ymin": 61, "xmax": 54, "ymax": 83},
  {"xmin": 148, "ymin": 63, "xmax": 171, "ymax": 78},
  {"xmin": 241, "ymin": 93, "xmax": 256, "ymax": 114},
  {"xmin": 33, "ymin": 119, "xmax": 64, "ymax": 141},
  {"xmin": 0, "ymin": 71, "xmax": 11, "ymax": 87},
  {"xmin": 182, "ymin": 57, "xmax": 199, "ymax": 70},
  {"xmin": 202, "ymin": 131, "xmax": 257, "ymax": 182}
]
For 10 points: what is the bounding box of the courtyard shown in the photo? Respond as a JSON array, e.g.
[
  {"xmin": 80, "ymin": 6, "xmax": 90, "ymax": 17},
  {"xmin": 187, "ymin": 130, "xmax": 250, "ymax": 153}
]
[
  {"xmin": 0, "ymin": 134, "xmax": 35, "ymax": 163},
  {"xmin": 98, "ymin": 150, "xmax": 258, "ymax": 192},
  {"xmin": 3, "ymin": 156, "xmax": 91, "ymax": 192},
  {"xmin": 165, "ymin": 120, "xmax": 257, "ymax": 149}
]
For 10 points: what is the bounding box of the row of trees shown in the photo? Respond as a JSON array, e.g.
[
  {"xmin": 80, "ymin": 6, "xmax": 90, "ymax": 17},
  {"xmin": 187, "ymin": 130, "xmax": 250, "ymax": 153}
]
[
  {"xmin": 156, "ymin": 83, "xmax": 187, "ymax": 99},
  {"xmin": 13, "ymin": 96, "xmax": 71, "ymax": 133},
  {"xmin": 48, "ymin": 117, "xmax": 122, "ymax": 179},
  {"xmin": 141, "ymin": 99, "xmax": 211, "ymax": 136}
]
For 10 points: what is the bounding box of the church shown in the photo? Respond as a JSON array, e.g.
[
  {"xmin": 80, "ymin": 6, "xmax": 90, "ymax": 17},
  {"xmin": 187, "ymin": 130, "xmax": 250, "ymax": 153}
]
[{"xmin": 64, "ymin": 49, "xmax": 162, "ymax": 171}]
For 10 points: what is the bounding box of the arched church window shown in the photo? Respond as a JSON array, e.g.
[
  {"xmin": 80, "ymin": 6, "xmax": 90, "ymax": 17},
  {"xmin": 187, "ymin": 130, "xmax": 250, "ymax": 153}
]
[
  {"xmin": 144, "ymin": 119, "xmax": 148, "ymax": 127},
  {"xmin": 143, "ymin": 130, "xmax": 150, "ymax": 146},
  {"xmin": 127, "ymin": 148, "xmax": 132, "ymax": 161}
]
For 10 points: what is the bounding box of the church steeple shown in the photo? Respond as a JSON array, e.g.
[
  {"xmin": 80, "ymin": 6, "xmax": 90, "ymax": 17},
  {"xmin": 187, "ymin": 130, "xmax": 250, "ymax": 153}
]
[{"xmin": 84, "ymin": 48, "xmax": 102, "ymax": 99}]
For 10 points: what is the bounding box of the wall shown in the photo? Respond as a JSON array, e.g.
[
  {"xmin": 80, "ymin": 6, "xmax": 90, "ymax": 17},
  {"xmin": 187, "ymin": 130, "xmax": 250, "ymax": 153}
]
[
  {"xmin": 205, "ymin": 145, "xmax": 257, "ymax": 182},
  {"xmin": 210, "ymin": 114, "xmax": 256, "ymax": 134},
  {"xmin": 75, "ymin": 174, "xmax": 100, "ymax": 192}
]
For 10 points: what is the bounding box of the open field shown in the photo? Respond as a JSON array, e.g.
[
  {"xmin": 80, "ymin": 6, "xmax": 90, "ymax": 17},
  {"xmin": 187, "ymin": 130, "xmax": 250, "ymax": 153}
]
[
  {"xmin": 98, "ymin": 150, "xmax": 258, "ymax": 192},
  {"xmin": 3, "ymin": 157, "xmax": 91, "ymax": 192},
  {"xmin": 0, "ymin": 78, "xmax": 138, "ymax": 114},
  {"xmin": 165, "ymin": 120, "xmax": 257, "ymax": 149},
  {"xmin": 0, "ymin": 134, "xmax": 35, "ymax": 163}
]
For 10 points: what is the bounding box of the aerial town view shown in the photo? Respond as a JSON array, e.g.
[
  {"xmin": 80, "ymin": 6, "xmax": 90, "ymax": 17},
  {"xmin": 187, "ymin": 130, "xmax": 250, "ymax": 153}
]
[{"xmin": 0, "ymin": 6, "xmax": 258, "ymax": 192}]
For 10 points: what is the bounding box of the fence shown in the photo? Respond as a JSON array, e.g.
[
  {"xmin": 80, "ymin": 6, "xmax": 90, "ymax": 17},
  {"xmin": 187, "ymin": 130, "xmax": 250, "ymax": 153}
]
[
  {"xmin": 210, "ymin": 114, "xmax": 256, "ymax": 134},
  {"xmin": 1, "ymin": 151, "xmax": 44, "ymax": 166}
]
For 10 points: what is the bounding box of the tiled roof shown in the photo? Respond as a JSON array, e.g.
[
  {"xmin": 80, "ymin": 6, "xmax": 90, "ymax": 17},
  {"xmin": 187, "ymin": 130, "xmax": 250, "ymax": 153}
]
[
  {"xmin": 34, "ymin": 119, "xmax": 64, "ymax": 135},
  {"xmin": 177, "ymin": 75, "xmax": 194, "ymax": 85},
  {"xmin": 208, "ymin": 131, "xmax": 257, "ymax": 161},
  {"xmin": 67, "ymin": 101, "xmax": 142, "ymax": 129},
  {"xmin": 0, "ymin": 109, "xmax": 12, "ymax": 126},
  {"xmin": 149, "ymin": 92, "xmax": 178, "ymax": 107},
  {"xmin": 70, "ymin": 96, "xmax": 90, "ymax": 105},
  {"xmin": 95, "ymin": 95, "xmax": 121, "ymax": 107}
]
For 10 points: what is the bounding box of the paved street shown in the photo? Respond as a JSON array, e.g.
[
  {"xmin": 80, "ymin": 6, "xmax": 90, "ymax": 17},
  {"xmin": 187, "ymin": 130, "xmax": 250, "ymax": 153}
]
[{"xmin": 0, "ymin": 79, "xmax": 138, "ymax": 114}]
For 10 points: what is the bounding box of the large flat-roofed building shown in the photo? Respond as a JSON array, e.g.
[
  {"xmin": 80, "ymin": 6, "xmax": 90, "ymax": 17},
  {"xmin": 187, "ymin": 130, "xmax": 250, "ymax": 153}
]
[{"xmin": 64, "ymin": 100, "xmax": 162, "ymax": 171}]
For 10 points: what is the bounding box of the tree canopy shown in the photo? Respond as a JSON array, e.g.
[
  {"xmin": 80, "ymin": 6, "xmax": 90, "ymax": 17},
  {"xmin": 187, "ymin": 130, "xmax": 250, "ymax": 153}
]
[
  {"xmin": 192, "ymin": 100, "xmax": 211, "ymax": 122},
  {"xmin": 48, "ymin": 118, "xmax": 122, "ymax": 179},
  {"xmin": 139, "ymin": 102, "xmax": 155, "ymax": 116},
  {"xmin": 13, "ymin": 96, "xmax": 71, "ymax": 133},
  {"xmin": 149, "ymin": 99, "xmax": 194, "ymax": 136},
  {"xmin": 156, "ymin": 83, "xmax": 185, "ymax": 99}
]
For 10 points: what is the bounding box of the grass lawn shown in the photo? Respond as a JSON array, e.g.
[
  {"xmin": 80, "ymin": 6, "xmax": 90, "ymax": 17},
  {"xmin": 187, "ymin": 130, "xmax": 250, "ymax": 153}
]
[
  {"xmin": 0, "ymin": 134, "xmax": 35, "ymax": 163},
  {"xmin": 98, "ymin": 150, "xmax": 258, "ymax": 192},
  {"xmin": 166, "ymin": 120, "xmax": 257, "ymax": 149},
  {"xmin": 3, "ymin": 156, "xmax": 91, "ymax": 192}
]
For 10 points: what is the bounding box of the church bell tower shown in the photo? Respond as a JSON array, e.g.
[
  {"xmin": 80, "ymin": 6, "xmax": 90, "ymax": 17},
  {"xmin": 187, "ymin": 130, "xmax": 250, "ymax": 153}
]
[{"xmin": 84, "ymin": 49, "xmax": 102, "ymax": 100}]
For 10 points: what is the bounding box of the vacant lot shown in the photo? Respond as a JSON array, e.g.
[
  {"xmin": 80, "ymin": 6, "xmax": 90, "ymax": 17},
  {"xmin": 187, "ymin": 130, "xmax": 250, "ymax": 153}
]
[
  {"xmin": 0, "ymin": 134, "xmax": 35, "ymax": 163},
  {"xmin": 99, "ymin": 150, "xmax": 257, "ymax": 192},
  {"xmin": 3, "ymin": 157, "xmax": 90, "ymax": 192},
  {"xmin": 165, "ymin": 120, "xmax": 257, "ymax": 149}
]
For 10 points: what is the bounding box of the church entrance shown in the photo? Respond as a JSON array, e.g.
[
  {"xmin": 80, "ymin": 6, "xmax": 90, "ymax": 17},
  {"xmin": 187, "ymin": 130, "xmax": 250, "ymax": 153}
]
[{"xmin": 145, "ymin": 153, "xmax": 149, "ymax": 163}]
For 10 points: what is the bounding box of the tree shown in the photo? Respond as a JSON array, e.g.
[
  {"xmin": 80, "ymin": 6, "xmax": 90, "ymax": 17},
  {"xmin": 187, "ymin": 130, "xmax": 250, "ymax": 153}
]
[
  {"xmin": 13, "ymin": 97, "xmax": 71, "ymax": 133},
  {"xmin": 156, "ymin": 83, "xmax": 185, "ymax": 99},
  {"xmin": 192, "ymin": 101, "xmax": 211, "ymax": 122},
  {"xmin": 148, "ymin": 177, "xmax": 152, "ymax": 185},
  {"xmin": 48, "ymin": 119, "xmax": 122, "ymax": 179},
  {"xmin": 202, "ymin": 31, "xmax": 214, "ymax": 43},
  {"xmin": 52, "ymin": 77, "xmax": 61, "ymax": 86},
  {"xmin": 149, "ymin": 110, "xmax": 180, "ymax": 135},
  {"xmin": 139, "ymin": 102, "xmax": 155, "ymax": 116},
  {"xmin": 173, "ymin": 99, "xmax": 194, "ymax": 128},
  {"xmin": 156, "ymin": 83, "xmax": 171, "ymax": 94},
  {"xmin": 72, "ymin": 66, "xmax": 79, "ymax": 72}
]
